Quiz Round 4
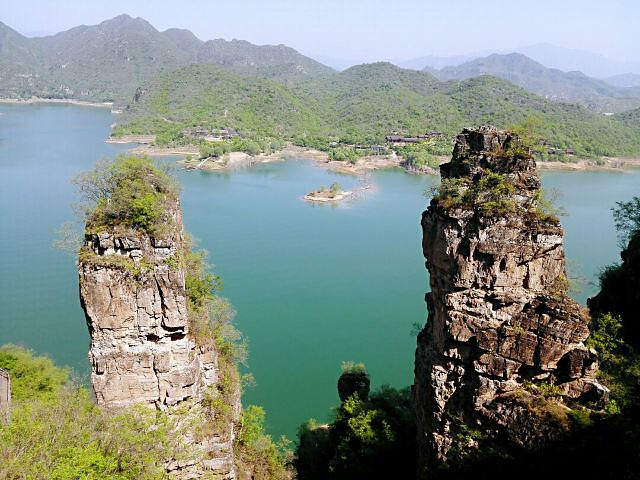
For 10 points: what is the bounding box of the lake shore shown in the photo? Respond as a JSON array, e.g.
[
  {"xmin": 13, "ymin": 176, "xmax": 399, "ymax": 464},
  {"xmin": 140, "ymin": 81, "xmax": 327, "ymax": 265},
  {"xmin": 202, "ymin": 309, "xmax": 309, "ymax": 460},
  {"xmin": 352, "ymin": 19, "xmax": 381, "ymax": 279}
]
[
  {"xmin": 0, "ymin": 97, "xmax": 114, "ymax": 109},
  {"xmin": 157, "ymin": 143, "xmax": 406, "ymax": 175},
  {"xmin": 537, "ymin": 157, "xmax": 640, "ymax": 171},
  {"xmin": 108, "ymin": 135, "xmax": 640, "ymax": 176}
]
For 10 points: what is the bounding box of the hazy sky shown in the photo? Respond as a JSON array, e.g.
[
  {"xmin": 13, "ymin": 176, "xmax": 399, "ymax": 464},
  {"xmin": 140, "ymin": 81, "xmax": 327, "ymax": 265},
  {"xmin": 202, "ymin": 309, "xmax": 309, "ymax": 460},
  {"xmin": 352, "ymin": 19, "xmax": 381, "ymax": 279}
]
[{"xmin": 2, "ymin": 0, "xmax": 638, "ymax": 63}]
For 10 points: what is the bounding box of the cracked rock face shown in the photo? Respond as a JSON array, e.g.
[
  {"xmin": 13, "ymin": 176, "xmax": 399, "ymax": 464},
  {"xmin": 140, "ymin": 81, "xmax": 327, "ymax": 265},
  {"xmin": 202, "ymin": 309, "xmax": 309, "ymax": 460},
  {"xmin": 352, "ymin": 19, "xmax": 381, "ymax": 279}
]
[
  {"xmin": 413, "ymin": 127, "xmax": 608, "ymax": 472},
  {"xmin": 79, "ymin": 204, "xmax": 237, "ymax": 479}
]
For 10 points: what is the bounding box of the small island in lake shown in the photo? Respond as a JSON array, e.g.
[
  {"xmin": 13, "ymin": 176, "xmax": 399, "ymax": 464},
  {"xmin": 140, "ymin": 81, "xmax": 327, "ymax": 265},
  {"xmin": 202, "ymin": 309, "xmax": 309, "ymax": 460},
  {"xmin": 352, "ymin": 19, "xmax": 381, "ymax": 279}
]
[{"xmin": 304, "ymin": 182, "xmax": 353, "ymax": 202}]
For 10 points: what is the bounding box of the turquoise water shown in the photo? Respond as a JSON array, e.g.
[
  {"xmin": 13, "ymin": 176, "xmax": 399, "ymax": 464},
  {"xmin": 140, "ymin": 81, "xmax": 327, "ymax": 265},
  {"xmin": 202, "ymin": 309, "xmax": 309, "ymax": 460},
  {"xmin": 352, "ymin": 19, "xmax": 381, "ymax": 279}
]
[{"xmin": 0, "ymin": 104, "xmax": 638, "ymax": 439}]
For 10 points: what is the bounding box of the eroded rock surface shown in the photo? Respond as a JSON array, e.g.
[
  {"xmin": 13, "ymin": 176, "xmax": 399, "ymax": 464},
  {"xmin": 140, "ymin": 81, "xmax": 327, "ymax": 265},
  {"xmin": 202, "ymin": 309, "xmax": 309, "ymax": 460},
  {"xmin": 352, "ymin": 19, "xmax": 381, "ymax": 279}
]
[
  {"xmin": 79, "ymin": 204, "xmax": 238, "ymax": 479},
  {"xmin": 414, "ymin": 127, "xmax": 608, "ymax": 472},
  {"xmin": 0, "ymin": 368, "xmax": 10, "ymax": 423}
]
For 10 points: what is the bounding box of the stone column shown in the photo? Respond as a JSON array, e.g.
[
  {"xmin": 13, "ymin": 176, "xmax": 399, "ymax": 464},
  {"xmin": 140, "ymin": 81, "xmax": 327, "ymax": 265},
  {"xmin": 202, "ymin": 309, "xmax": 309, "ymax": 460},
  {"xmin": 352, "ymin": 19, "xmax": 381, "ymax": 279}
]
[{"xmin": 0, "ymin": 368, "xmax": 10, "ymax": 423}]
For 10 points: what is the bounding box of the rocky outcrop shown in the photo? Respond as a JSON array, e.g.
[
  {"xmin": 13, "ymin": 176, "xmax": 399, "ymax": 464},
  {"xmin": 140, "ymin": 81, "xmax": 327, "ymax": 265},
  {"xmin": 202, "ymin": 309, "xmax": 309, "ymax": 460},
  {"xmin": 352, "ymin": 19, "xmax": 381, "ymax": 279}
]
[
  {"xmin": 337, "ymin": 371, "xmax": 371, "ymax": 402},
  {"xmin": 0, "ymin": 368, "xmax": 10, "ymax": 423},
  {"xmin": 79, "ymin": 202, "xmax": 239, "ymax": 479},
  {"xmin": 414, "ymin": 127, "xmax": 608, "ymax": 473}
]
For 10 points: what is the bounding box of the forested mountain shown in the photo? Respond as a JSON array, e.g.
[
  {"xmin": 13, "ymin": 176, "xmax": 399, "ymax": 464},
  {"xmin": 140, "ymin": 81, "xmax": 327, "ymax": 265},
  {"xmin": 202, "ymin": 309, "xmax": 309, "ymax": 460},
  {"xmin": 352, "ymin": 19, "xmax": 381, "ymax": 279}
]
[
  {"xmin": 116, "ymin": 62, "xmax": 640, "ymax": 158},
  {"xmin": 3, "ymin": 15, "xmax": 638, "ymax": 159},
  {"xmin": 0, "ymin": 14, "xmax": 333, "ymax": 105},
  {"xmin": 616, "ymin": 107, "xmax": 640, "ymax": 128},
  {"xmin": 423, "ymin": 53, "xmax": 640, "ymax": 113}
]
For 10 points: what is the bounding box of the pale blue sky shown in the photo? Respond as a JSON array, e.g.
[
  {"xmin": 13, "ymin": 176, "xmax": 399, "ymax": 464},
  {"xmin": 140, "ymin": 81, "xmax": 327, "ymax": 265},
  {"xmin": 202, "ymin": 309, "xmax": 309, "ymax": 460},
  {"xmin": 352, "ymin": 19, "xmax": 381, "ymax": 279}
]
[{"xmin": 2, "ymin": 0, "xmax": 638, "ymax": 63}]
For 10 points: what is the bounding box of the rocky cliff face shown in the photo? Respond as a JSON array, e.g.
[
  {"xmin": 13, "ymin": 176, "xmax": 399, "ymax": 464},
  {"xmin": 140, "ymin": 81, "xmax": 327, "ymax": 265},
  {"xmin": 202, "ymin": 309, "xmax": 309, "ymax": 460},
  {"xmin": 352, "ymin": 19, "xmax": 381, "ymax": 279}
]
[
  {"xmin": 414, "ymin": 127, "xmax": 608, "ymax": 473},
  {"xmin": 79, "ymin": 202, "xmax": 239, "ymax": 479}
]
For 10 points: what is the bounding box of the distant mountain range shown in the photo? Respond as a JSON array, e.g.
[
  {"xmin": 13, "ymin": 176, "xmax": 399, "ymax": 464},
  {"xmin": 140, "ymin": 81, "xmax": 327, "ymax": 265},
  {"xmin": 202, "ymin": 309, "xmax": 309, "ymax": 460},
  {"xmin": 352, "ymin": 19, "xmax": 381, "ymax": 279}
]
[
  {"xmin": 422, "ymin": 53, "xmax": 640, "ymax": 113},
  {"xmin": 515, "ymin": 44, "xmax": 640, "ymax": 78},
  {"xmin": 604, "ymin": 73, "xmax": 640, "ymax": 88},
  {"xmin": 399, "ymin": 44, "xmax": 640, "ymax": 78},
  {"xmin": 1, "ymin": 13, "xmax": 639, "ymax": 153},
  {"xmin": 0, "ymin": 14, "xmax": 333, "ymax": 105}
]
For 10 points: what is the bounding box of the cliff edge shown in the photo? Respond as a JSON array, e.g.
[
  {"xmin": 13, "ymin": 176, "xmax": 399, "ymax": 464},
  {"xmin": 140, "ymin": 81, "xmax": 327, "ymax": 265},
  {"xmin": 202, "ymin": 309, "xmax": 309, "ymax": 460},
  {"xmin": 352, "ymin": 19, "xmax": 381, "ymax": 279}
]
[
  {"xmin": 414, "ymin": 127, "xmax": 608, "ymax": 474},
  {"xmin": 78, "ymin": 157, "xmax": 239, "ymax": 479}
]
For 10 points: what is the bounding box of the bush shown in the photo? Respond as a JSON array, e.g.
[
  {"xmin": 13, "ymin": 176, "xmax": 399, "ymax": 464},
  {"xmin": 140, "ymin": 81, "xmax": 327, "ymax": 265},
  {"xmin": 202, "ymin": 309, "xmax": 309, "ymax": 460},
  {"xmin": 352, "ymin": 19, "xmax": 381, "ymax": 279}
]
[
  {"xmin": 0, "ymin": 345, "xmax": 68, "ymax": 401},
  {"xmin": 430, "ymin": 171, "xmax": 518, "ymax": 215},
  {"xmin": 0, "ymin": 346, "xmax": 177, "ymax": 480},
  {"xmin": 340, "ymin": 361, "xmax": 366, "ymax": 374},
  {"xmin": 328, "ymin": 147, "xmax": 360, "ymax": 163},
  {"xmin": 74, "ymin": 155, "xmax": 178, "ymax": 234},
  {"xmin": 395, "ymin": 143, "xmax": 442, "ymax": 169},
  {"xmin": 296, "ymin": 384, "xmax": 416, "ymax": 480},
  {"xmin": 235, "ymin": 405, "xmax": 291, "ymax": 480}
]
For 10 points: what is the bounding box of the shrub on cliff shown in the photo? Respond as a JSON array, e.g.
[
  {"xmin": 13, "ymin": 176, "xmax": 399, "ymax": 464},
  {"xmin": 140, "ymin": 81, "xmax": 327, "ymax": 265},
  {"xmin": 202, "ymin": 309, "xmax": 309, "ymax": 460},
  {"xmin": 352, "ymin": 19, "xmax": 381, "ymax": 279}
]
[
  {"xmin": 74, "ymin": 155, "xmax": 178, "ymax": 233},
  {"xmin": 235, "ymin": 405, "xmax": 292, "ymax": 480},
  {"xmin": 0, "ymin": 346, "xmax": 178, "ymax": 480},
  {"xmin": 295, "ymin": 384, "xmax": 416, "ymax": 480},
  {"xmin": 430, "ymin": 171, "xmax": 519, "ymax": 216}
]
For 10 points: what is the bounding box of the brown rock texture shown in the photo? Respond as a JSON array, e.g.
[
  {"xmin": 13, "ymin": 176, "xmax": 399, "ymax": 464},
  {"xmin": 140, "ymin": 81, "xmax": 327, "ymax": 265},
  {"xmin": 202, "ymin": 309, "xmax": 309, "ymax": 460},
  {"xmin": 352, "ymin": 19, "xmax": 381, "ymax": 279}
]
[
  {"xmin": 414, "ymin": 127, "xmax": 608, "ymax": 472},
  {"xmin": 79, "ymin": 203, "xmax": 238, "ymax": 479}
]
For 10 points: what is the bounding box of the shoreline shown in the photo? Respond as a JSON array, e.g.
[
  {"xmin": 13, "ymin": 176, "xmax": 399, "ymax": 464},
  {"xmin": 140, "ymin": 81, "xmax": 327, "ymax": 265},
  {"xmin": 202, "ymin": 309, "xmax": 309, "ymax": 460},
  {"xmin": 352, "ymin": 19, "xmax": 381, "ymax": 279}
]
[
  {"xmin": 0, "ymin": 97, "xmax": 114, "ymax": 109},
  {"xmin": 537, "ymin": 157, "xmax": 640, "ymax": 172},
  {"xmin": 109, "ymin": 136, "xmax": 640, "ymax": 176},
  {"xmin": 303, "ymin": 185, "xmax": 373, "ymax": 203},
  {"xmin": 173, "ymin": 144, "xmax": 404, "ymax": 176}
]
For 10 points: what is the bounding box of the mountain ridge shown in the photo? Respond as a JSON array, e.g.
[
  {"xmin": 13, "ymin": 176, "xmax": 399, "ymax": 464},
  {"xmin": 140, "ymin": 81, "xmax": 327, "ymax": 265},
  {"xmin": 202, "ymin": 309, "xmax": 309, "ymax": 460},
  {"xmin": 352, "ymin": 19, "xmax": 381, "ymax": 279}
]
[
  {"xmin": 0, "ymin": 14, "xmax": 334, "ymax": 105},
  {"xmin": 423, "ymin": 53, "xmax": 640, "ymax": 113}
]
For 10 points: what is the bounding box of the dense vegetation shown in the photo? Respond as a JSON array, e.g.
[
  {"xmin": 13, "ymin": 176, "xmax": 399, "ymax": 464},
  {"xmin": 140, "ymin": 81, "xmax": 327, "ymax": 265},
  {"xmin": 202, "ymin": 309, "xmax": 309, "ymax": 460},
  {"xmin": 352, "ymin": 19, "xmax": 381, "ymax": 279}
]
[
  {"xmin": 0, "ymin": 15, "xmax": 332, "ymax": 105},
  {"xmin": 615, "ymin": 106, "xmax": 640, "ymax": 128},
  {"xmin": 0, "ymin": 345, "xmax": 178, "ymax": 479},
  {"xmin": 73, "ymin": 155, "xmax": 179, "ymax": 234},
  {"xmin": 115, "ymin": 63, "xmax": 640, "ymax": 160},
  {"xmin": 0, "ymin": 344, "xmax": 291, "ymax": 479},
  {"xmin": 3, "ymin": 15, "xmax": 639, "ymax": 161},
  {"xmin": 296, "ymin": 366, "xmax": 416, "ymax": 480},
  {"xmin": 589, "ymin": 196, "xmax": 640, "ymax": 350}
]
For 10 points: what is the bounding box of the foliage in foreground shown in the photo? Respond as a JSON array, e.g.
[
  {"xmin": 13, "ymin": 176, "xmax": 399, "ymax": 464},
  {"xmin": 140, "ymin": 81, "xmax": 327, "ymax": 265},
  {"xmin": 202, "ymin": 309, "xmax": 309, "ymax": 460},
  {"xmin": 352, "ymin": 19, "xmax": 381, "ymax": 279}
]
[
  {"xmin": 296, "ymin": 385, "xmax": 416, "ymax": 480},
  {"xmin": 0, "ymin": 346, "xmax": 177, "ymax": 480},
  {"xmin": 589, "ymin": 196, "xmax": 640, "ymax": 348},
  {"xmin": 235, "ymin": 405, "xmax": 292, "ymax": 480}
]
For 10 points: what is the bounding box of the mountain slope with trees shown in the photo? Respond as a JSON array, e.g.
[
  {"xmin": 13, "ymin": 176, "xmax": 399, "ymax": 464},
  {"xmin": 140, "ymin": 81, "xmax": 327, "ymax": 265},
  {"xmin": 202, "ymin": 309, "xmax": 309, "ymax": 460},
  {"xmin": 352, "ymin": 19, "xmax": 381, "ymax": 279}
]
[
  {"xmin": 0, "ymin": 15, "xmax": 333, "ymax": 105},
  {"xmin": 615, "ymin": 107, "xmax": 640, "ymax": 128},
  {"xmin": 115, "ymin": 62, "xmax": 640, "ymax": 159}
]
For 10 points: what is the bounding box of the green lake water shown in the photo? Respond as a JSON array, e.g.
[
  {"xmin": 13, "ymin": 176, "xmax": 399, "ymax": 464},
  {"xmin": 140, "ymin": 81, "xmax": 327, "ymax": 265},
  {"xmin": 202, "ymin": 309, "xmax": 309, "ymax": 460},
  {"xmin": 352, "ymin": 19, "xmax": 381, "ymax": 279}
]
[{"xmin": 0, "ymin": 104, "xmax": 638, "ymax": 439}]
